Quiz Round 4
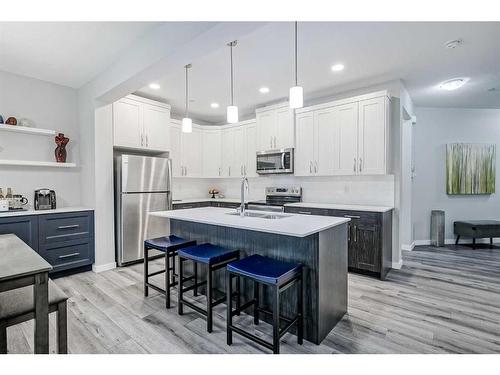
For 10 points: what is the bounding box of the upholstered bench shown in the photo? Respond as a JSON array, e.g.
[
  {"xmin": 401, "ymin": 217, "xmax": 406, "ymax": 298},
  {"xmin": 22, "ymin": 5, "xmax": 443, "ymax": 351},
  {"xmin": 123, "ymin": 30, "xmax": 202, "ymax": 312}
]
[{"xmin": 454, "ymin": 220, "xmax": 500, "ymax": 249}]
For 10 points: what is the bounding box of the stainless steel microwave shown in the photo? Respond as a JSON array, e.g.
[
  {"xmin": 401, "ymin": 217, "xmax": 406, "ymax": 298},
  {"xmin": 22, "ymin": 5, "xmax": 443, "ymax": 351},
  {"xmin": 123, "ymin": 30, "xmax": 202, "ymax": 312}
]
[{"xmin": 256, "ymin": 148, "xmax": 294, "ymax": 175}]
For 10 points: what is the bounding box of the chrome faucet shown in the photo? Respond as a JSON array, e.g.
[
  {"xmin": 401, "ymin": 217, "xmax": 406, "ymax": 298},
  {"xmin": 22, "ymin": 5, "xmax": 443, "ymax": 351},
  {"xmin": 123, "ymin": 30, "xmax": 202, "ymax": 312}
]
[{"xmin": 240, "ymin": 176, "xmax": 249, "ymax": 217}]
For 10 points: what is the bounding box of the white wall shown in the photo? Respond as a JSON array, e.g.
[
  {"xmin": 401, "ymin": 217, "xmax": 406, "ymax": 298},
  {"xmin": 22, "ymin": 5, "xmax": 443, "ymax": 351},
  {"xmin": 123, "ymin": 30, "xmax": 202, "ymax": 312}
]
[
  {"xmin": 412, "ymin": 107, "xmax": 500, "ymax": 243},
  {"xmin": 0, "ymin": 70, "xmax": 81, "ymax": 208}
]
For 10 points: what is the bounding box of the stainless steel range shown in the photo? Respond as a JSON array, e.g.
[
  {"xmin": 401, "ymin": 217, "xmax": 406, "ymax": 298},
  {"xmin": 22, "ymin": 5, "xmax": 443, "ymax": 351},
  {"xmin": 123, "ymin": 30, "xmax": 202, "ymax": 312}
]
[{"xmin": 248, "ymin": 187, "xmax": 302, "ymax": 212}]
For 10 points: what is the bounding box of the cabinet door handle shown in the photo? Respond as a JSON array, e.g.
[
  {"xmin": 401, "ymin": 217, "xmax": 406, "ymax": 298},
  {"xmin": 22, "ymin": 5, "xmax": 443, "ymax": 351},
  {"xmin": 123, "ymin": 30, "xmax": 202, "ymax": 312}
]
[
  {"xmin": 228, "ymin": 166, "xmax": 231, "ymax": 176},
  {"xmin": 344, "ymin": 215, "xmax": 361, "ymax": 219},
  {"xmin": 353, "ymin": 158, "xmax": 356, "ymax": 173},
  {"xmin": 354, "ymin": 225, "xmax": 357, "ymax": 242},
  {"xmin": 58, "ymin": 224, "xmax": 79, "ymax": 230},
  {"xmin": 359, "ymin": 158, "xmax": 362, "ymax": 173},
  {"xmin": 298, "ymin": 211, "xmax": 312, "ymax": 215},
  {"xmin": 141, "ymin": 134, "xmax": 144, "ymax": 147},
  {"xmin": 314, "ymin": 161, "xmax": 318, "ymax": 173},
  {"xmin": 270, "ymin": 137, "xmax": 272, "ymax": 149},
  {"xmin": 309, "ymin": 161, "xmax": 312, "ymax": 174},
  {"xmin": 146, "ymin": 135, "xmax": 149, "ymax": 147},
  {"xmin": 59, "ymin": 252, "xmax": 80, "ymax": 259},
  {"xmin": 348, "ymin": 224, "xmax": 351, "ymax": 242},
  {"xmin": 241, "ymin": 165, "xmax": 243, "ymax": 175},
  {"xmin": 244, "ymin": 165, "xmax": 247, "ymax": 175}
]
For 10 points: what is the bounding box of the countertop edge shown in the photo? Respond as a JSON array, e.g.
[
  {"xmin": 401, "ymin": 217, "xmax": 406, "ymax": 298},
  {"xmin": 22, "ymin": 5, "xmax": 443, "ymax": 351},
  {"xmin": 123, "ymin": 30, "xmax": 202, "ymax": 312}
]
[{"xmin": 0, "ymin": 207, "xmax": 94, "ymax": 218}]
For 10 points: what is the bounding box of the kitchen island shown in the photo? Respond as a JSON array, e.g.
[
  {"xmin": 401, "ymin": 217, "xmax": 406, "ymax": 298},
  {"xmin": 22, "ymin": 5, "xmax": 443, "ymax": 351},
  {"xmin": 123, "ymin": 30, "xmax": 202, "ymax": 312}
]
[{"xmin": 150, "ymin": 207, "xmax": 349, "ymax": 344}]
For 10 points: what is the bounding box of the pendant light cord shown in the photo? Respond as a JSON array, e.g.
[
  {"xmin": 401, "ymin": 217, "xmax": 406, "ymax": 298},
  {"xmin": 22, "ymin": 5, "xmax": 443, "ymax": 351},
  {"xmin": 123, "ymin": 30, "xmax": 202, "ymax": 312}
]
[
  {"xmin": 230, "ymin": 42, "xmax": 234, "ymax": 106},
  {"xmin": 185, "ymin": 64, "xmax": 189, "ymax": 117},
  {"xmin": 294, "ymin": 21, "xmax": 298, "ymax": 86}
]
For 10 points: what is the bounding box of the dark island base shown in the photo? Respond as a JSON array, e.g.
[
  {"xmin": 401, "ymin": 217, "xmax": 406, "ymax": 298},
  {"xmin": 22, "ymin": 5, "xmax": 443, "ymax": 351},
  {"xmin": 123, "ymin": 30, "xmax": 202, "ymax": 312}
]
[{"xmin": 170, "ymin": 219, "xmax": 348, "ymax": 344}]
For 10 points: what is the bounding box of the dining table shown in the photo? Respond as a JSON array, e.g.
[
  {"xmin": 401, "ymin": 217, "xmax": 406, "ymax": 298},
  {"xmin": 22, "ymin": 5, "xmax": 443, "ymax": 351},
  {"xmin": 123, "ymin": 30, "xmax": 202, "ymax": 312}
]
[{"xmin": 0, "ymin": 233, "xmax": 53, "ymax": 354}]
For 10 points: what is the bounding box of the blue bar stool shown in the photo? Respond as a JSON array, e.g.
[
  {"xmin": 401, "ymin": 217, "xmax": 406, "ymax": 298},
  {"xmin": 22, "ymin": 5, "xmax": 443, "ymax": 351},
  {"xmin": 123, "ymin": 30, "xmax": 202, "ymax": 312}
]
[
  {"xmin": 177, "ymin": 243, "xmax": 240, "ymax": 333},
  {"xmin": 226, "ymin": 254, "xmax": 304, "ymax": 354},
  {"xmin": 144, "ymin": 235, "xmax": 197, "ymax": 308}
]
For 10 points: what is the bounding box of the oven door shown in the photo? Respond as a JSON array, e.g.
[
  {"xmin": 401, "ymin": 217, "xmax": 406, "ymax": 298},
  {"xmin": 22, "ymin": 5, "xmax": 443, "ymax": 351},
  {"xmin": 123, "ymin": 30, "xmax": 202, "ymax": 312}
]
[{"xmin": 256, "ymin": 149, "xmax": 294, "ymax": 174}]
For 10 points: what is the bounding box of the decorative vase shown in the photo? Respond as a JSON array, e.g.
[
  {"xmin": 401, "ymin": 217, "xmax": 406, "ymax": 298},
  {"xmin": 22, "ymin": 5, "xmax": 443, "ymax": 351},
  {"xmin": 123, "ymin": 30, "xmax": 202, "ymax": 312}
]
[{"xmin": 55, "ymin": 133, "xmax": 69, "ymax": 163}]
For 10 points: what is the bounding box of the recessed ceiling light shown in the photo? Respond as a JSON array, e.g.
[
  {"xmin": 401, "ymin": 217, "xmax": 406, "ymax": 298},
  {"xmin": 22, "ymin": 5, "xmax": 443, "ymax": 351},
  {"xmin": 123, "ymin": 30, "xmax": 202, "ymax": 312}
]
[
  {"xmin": 331, "ymin": 64, "xmax": 345, "ymax": 72},
  {"xmin": 259, "ymin": 87, "xmax": 270, "ymax": 94},
  {"xmin": 148, "ymin": 83, "xmax": 160, "ymax": 90},
  {"xmin": 439, "ymin": 78, "xmax": 469, "ymax": 91},
  {"xmin": 444, "ymin": 39, "xmax": 463, "ymax": 49},
  {"xmin": 210, "ymin": 102, "xmax": 219, "ymax": 108}
]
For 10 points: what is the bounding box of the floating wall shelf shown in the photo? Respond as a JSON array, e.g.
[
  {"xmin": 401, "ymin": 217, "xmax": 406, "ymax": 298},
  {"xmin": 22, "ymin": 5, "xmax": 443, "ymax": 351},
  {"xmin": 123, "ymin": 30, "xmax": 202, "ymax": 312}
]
[
  {"xmin": 0, "ymin": 124, "xmax": 56, "ymax": 136},
  {"xmin": 0, "ymin": 160, "xmax": 76, "ymax": 168}
]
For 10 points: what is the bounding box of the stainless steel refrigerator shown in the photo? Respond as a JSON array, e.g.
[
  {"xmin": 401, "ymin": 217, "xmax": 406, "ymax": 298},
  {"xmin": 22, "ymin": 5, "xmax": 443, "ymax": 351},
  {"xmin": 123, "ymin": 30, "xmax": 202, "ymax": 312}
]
[{"xmin": 114, "ymin": 154, "xmax": 172, "ymax": 266}]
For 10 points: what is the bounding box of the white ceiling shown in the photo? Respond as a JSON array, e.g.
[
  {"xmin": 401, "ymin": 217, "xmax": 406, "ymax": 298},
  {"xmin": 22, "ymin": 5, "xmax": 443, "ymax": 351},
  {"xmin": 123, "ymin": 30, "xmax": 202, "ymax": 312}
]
[
  {"xmin": 0, "ymin": 22, "xmax": 161, "ymax": 88},
  {"xmin": 136, "ymin": 22, "xmax": 500, "ymax": 123}
]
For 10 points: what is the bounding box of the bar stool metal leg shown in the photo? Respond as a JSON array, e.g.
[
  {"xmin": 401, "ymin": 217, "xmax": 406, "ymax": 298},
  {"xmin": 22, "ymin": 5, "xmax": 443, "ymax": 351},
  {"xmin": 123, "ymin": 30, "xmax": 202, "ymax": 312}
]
[
  {"xmin": 253, "ymin": 280, "xmax": 259, "ymax": 325},
  {"xmin": 297, "ymin": 271, "xmax": 304, "ymax": 345},
  {"xmin": 207, "ymin": 265, "xmax": 213, "ymax": 333},
  {"xmin": 226, "ymin": 270, "xmax": 233, "ymax": 345},
  {"xmin": 178, "ymin": 257, "xmax": 184, "ymax": 315},
  {"xmin": 165, "ymin": 251, "xmax": 171, "ymax": 308},
  {"xmin": 272, "ymin": 285, "xmax": 280, "ymax": 354},
  {"xmin": 193, "ymin": 262, "xmax": 198, "ymax": 297},
  {"xmin": 143, "ymin": 245, "xmax": 149, "ymax": 297}
]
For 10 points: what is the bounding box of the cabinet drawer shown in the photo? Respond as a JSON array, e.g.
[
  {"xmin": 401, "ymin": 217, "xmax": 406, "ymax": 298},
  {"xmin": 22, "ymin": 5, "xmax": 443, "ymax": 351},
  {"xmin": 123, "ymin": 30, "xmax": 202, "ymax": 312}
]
[
  {"xmin": 284, "ymin": 206, "xmax": 329, "ymax": 216},
  {"xmin": 39, "ymin": 212, "xmax": 92, "ymax": 245},
  {"xmin": 38, "ymin": 239, "xmax": 94, "ymax": 272},
  {"xmin": 326, "ymin": 209, "xmax": 380, "ymax": 224}
]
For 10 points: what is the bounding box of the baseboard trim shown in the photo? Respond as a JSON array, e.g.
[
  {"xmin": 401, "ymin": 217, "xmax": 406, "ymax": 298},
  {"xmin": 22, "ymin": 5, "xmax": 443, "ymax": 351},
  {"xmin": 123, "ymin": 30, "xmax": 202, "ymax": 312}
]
[
  {"xmin": 391, "ymin": 259, "xmax": 403, "ymax": 269},
  {"xmin": 414, "ymin": 238, "xmax": 499, "ymax": 246},
  {"xmin": 401, "ymin": 242, "xmax": 415, "ymax": 251},
  {"xmin": 92, "ymin": 262, "xmax": 117, "ymax": 273}
]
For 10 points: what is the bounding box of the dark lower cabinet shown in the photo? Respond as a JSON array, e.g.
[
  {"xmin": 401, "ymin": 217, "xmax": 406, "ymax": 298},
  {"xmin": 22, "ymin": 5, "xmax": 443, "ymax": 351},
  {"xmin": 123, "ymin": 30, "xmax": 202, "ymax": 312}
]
[
  {"xmin": 285, "ymin": 206, "xmax": 392, "ymax": 279},
  {"xmin": 0, "ymin": 210, "xmax": 95, "ymax": 275}
]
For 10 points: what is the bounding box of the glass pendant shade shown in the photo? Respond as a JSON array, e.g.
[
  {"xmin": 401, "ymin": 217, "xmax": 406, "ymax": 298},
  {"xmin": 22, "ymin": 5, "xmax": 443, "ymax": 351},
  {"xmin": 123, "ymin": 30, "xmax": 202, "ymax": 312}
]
[
  {"xmin": 289, "ymin": 86, "xmax": 303, "ymax": 109},
  {"xmin": 181, "ymin": 117, "xmax": 192, "ymax": 133},
  {"xmin": 227, "ymin": 105, "xmax": 239, "ymax": 124}
]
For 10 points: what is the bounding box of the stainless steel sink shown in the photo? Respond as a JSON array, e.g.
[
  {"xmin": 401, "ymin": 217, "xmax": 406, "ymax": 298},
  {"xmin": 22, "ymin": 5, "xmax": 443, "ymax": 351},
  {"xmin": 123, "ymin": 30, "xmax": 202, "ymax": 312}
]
[{"xmin": 226, "ymin": 211, "xmax": 291, "ymax": 219}]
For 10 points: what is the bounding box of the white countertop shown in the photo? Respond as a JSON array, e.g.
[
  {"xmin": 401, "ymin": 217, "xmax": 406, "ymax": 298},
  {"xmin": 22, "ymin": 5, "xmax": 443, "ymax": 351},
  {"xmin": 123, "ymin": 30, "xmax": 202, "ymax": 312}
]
[
  {"xmin": 284, "ymin": 202, "xmax": 393, "ymax": 213},
  {"xmin": 173, "ymin": 198, "xmax": 242, "ymax": 204},
  {"xmin": 0, "ymin": 206, "xmax": 94, "ymax": 218},
  {"xmin": 150, "ymin": 207, "xmax": 350, "ymax": 237}
]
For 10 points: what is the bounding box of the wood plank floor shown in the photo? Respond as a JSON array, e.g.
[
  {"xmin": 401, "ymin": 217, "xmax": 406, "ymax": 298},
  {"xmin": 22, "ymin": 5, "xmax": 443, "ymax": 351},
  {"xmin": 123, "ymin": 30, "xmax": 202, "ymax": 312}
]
[{"xmin": 6, "ymin": 244, "xmax": 500, "ymax": 354}]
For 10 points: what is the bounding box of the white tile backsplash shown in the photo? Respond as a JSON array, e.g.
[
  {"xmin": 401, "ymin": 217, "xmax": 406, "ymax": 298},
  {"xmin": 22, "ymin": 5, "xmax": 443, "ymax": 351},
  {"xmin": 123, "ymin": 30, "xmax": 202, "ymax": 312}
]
[{"xmin": 172, "ymin": 175, "xmax": 394, "ymax": 207}]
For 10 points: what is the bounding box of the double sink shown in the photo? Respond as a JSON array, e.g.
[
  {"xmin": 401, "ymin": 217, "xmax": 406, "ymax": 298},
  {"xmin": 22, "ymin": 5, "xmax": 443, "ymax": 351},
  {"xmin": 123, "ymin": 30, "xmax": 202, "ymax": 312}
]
[{"xmin": 226, "ymin": 211, "xmax": 291, "ymax": 220}]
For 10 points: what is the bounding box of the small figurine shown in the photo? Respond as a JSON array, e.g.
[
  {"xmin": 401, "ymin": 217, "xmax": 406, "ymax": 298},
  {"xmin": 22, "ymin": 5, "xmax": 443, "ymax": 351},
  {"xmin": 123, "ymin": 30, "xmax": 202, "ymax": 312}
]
[
  {"xmin": 209, "ymin": 188, "xmax": 220, "ymax": 199},
  {"xmin": 55, "ymin": 133, "xmax": 70, "ymax": 163},
  {"xmin": 5, "ymin": 117, "xmax": 17, "ymax": 125}
]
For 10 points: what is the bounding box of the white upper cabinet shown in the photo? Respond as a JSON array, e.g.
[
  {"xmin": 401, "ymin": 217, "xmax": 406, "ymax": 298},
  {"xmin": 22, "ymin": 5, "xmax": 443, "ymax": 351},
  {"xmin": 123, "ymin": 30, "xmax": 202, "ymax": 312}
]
[
  {"xmin": 142, "ymin": 104, "xmax": 170, "ymax": 151},
  {"xmin": 295, "ymin": 112, "xmax": 315, "ymax": 176},
  {"xmin": 358, "ymin": 97, "xmax": 388, "ymax": 175},
  {"xmin": 295, "ymin": 91, "xmax": 390, "ymax": 177},
  {"xmin": 256, "ymin": 103, "xmax": 294, "ymax": 151},
  {"xmin": 113, "ymin": 98, "xmax": 142, "ymax": 149},
  {"xmin": 202, "ymin": 128, "xmax": 222, "ymax": 178},
  {"xmin": 245, "ymin": 122, "xmax": 257, "ymax": 177},
  {"xmin": 335, "ymin": 102, "xmax": 359, "ymax": 175},
  {"xmin": 169, "ymin": 121, "xmax": 183, "ymax": 177},
  {"xmin": 113, "ymin": 95, "xmax": 170, "ymax": 152},
  {"xmin": 221, "ymin": 127, "xmax": 234, "ymax": 177},
  {"xmin": 181, "ymin": 126, "xmax": 203, "ymax": 177}
]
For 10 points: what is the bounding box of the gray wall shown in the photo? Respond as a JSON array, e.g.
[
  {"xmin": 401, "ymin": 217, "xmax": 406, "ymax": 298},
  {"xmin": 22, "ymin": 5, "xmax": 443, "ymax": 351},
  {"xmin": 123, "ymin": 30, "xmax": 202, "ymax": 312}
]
[
  {"xmin": 0, "ymin": 70, "xmax": 82, "ymax": 208},
  {"xmin": 412, "ymin": 107, "xmax": 500, "ymax": 242}
]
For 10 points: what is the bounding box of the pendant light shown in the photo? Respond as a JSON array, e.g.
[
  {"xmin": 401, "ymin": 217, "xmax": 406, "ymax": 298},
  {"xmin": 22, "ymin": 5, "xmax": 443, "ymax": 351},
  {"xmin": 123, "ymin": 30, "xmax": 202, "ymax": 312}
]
[
  {"xmin": 227, "ymin": 40, "xmax": 238, "ymax": 124},
  {"xmin": 289, "ymin": 21, "xmax": 303, "ymax": 109},
  {"xmin": 182, "ymin": 63, "xmax": 193, "ymax": 133}
]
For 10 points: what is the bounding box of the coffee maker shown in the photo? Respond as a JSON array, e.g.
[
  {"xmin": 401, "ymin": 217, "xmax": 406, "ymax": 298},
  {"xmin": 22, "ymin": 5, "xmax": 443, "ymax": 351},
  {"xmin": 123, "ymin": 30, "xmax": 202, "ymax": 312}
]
[{"xmin": 34, "ymin": 189, "xmax": 56, "ymax": 210}]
